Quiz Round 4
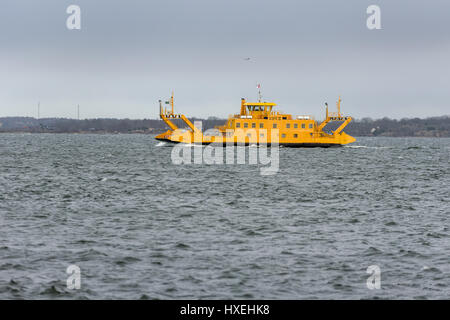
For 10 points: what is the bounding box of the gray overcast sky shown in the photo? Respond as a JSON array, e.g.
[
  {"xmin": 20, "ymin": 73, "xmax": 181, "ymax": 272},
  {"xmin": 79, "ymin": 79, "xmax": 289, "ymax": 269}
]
[{"xmin": 0, "ymin": 0, "xmax": 449, "ymax": 119}]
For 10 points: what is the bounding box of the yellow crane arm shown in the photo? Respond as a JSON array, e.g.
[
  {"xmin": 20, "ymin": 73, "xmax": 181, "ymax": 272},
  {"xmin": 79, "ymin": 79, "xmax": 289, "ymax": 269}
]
[
  {"xmin": 333, "ymin": 117, "xmax": 352, "ymax": 135},
  {"xmin": 181, "ymin": 115, "xmax": 202, "ymax": 134},
  {"xmin": 318, "ymin": 119, "xmax": 330, "ymax": 131},
  {"xmin": 160, "ymin": 114, "xmax": 178, "ymax": 131}
]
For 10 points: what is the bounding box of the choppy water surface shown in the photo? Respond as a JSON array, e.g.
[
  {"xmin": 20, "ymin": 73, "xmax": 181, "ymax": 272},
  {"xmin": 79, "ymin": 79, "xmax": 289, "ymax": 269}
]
[{"xmin": 0, "ymin": 134, "xmax": 449, "ymax": 299}]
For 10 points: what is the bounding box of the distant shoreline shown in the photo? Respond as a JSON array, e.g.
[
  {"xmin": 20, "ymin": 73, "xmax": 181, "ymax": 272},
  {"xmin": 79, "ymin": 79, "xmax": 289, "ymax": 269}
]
[{"xmin": 1, "ymin": 116, "xmax": 449, "ymax": 137}]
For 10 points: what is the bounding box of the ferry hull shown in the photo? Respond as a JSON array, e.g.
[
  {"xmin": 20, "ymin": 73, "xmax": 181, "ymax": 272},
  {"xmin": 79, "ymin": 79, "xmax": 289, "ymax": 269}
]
[
  {"xmin": 155, "ymin": 131, "xmax": 355, "ymax": 147},
  {"xmin": 156, "ymin": 139, "xmax": 344, "ymax": 148}
]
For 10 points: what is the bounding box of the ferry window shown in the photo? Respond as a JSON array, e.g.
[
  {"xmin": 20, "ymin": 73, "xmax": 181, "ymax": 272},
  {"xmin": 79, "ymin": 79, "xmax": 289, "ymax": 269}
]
[
  {"xmin": 294, "ymin": 134, "xmax": 298, "ymax": 138},
  {"xmin": 252, "ymin": 123, "xmax": 256, "ymax": 128},
  {"xmin": 282, "ymin": 134, "xmax": 286, "ymax": 138},
  {"xmin": 282, "ymin": 117, "xmax": 287, "ymax": 120},
  {"xmin": 260, "ymin": 133, "xmax": 264, "ymax": 137},
  {"xmin": 247, "ymin": 133, "xmax": 251, "ymax": 137},
  {"xmin": 244, "ymin": 123, "xmax": 248, "ymax": 128},
  {"xmin": 294, "ymin": 123, "xmax": 298, "ymax": 128},
  {"xmin": 286, "ymin": 123, "xmax": 290, "ymax": 128},
  {"xmin": 264, "ymin": 117, "xmax": 268, "ymax": 119},
  {"xmin": 301, "ymin": 123, "xmax": 305, "ymax": 129},
  {"xmin": 259, "ymin": 123, "xmax": 264, "ymax": 128},
  {"xmin": 273, "ymin": 123, "xmax": 277, "ymax": 128},
  {"xmin": 236, "ymin": 122, "xmax": 241, "ymax": 128},
  {"xmin": 309, "ymin": 124, "xmax": 313, "ymax": 129}
]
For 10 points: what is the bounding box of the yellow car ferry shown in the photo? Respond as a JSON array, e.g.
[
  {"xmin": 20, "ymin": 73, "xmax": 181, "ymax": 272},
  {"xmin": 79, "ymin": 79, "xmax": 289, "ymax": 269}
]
[{"xmin": 155, "ymin": 93, "xmax": 356, "ymax": 147}]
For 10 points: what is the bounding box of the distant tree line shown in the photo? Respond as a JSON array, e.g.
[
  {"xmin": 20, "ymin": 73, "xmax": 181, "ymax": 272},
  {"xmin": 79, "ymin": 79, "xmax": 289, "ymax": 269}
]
[
  {"xmin": 327, "ymin": 116, "xmax": 450, "ymax": 137},
  {"xmin": 0, "ymin": 116, "xmax": 449, "ymax": 137},
  {"xmin": 0, "ymin": 117, "xmax": 226, "ymax": 134}
]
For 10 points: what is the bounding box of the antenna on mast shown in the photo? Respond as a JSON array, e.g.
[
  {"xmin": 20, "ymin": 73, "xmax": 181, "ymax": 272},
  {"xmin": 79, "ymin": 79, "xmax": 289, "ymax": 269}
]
[
  {"xmin": 256, "ymin": 83, "xmax": 262, "ymax": 102},
  {"xmin": 37, "ymin": 102, "xmax": 40, "ymax": 120},
  {"xmin": 337, "ymin": 96, "xmax": 341, "ymax": 117},
  {"xmin": 77, "ymin": 104, "xmax": 80, "ymax": 120},
  {"xmin": 170, "ymin": 91, "xmax": 174, "ymax": 115}
]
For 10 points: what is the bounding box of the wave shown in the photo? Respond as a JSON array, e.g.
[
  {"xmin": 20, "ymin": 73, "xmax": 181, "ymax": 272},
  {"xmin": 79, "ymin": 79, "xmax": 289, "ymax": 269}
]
[
  {"xmin": 177, "ymin": 143, "xmax": 204, "ymax": 147},
  {"xmin": 344, "ymin": 145, "xmax": 392, "ymax": 149}
]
